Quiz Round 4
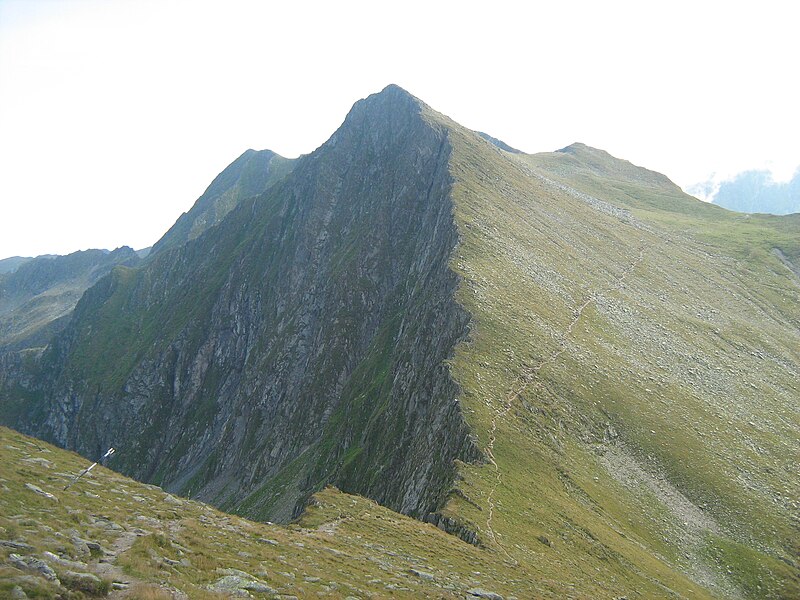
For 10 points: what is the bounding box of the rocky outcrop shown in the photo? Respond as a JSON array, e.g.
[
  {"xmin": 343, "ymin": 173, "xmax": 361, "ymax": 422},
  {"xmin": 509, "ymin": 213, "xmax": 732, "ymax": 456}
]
[{"xmin": 3, "ymin": 85, "xmax": 481, "ymax": 523}]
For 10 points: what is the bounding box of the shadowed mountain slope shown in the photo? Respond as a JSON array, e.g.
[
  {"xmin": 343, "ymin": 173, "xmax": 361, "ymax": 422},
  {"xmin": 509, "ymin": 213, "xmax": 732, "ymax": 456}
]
[{"xmin": 3, "ymin": 85, "xmax": 480, "ymax": 525}]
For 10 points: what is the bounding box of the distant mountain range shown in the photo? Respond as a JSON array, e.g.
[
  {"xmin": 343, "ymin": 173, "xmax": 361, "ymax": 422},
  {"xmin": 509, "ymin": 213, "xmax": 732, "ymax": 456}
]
[
  {"xmin": 0, "ymin": 248, "xmax": 140, "ymax": 352},
  {"xmin": 688, "ymin": 168, "xmax": 800, "ymax": 214},
  {"xmin": 1, "ymin": 85, "xmax": 798, "ymax": 599}
]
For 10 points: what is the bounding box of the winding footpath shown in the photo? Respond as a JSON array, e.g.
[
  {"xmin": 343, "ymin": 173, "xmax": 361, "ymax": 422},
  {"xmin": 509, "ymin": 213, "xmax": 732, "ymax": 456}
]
[{"xmin": 483, "ymin": 244, "xmax": 647, "ymax": 561}]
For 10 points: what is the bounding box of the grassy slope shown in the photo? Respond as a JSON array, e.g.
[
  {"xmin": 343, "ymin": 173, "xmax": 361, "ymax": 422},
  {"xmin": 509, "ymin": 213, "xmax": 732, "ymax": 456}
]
[
  {"xmin": 436, "ymin": 125, "xmax": 799, "ymax": 598},
  {"xmin": 2, "ymin": 425, "xmax": 554, "ymax": 599}
]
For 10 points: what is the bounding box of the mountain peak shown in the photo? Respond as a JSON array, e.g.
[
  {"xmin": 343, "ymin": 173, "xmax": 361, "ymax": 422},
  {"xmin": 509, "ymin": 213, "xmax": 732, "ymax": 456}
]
[
  {"xmin": 557, "ymin": 142, "xmax": 602, "ymax": 156},
  {"xmin": 347, "ymin": 84, "xmax": 423, "ymax": 120},
  {"xmin": 323, "ymin": 84, "xmax": 431, "ymax": 155},
  {"xmin": 554, "ymin": 142, "xmax": 679, "ymax": 191}
]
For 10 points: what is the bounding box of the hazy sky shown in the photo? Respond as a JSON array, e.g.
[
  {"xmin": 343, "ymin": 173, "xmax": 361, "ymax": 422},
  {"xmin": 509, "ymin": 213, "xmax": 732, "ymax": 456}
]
[{"xmin": 1, "ymin": 0, "xmax": 798, "ymax": 258}]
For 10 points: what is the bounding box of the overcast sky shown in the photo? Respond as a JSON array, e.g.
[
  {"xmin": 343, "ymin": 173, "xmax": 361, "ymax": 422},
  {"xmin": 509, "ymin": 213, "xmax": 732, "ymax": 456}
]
[{"xmin": 1, "ymin": 0, "xmax": 798, "ymax": 259}]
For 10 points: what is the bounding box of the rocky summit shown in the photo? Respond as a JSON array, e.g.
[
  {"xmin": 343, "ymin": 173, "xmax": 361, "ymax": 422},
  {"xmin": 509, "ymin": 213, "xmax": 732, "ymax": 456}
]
[{"xmin": 1, "ymin": 85, "xmax": 798, "ymax": 599}]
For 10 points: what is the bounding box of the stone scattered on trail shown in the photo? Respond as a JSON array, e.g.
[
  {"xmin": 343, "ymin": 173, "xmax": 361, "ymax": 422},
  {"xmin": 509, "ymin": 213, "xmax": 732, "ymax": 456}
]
[
  {"xmin": 23, "ymin": 483, "xmax": 58, "ymax": 502},
  {"xmin": 209, "ymin": 569, "xmax": 278, "ymax": 596},
  {"xmin": 42, "ymin": 551, "xmax": 88, "ymax": 570},
  {"xmin": 409, "ymin": 568, "xmax": 436, "ymax": 581},
  {"xmin": 466, "ymin": 588, "xmax": 505, "ymax": 600},
  {"xmin": 8, "ymin": 553, "xmax": 60, "ymax": 582}
]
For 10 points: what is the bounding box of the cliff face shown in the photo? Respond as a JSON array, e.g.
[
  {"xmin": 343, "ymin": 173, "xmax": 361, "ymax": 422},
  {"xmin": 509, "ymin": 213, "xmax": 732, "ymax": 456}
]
[{"xmin": 4, "ymin": 85, "xmax": 480, "ymax": 521}]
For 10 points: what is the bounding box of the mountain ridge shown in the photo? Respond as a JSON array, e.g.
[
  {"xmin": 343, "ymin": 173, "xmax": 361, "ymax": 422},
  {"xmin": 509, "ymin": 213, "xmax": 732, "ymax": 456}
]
[
  {"xmin": 5, "ymin": 84, "xmax": 482, "ymax": 525},
  {"xmin": 1, "ymin": 84, "xmax": 798, "ymax": 598}
]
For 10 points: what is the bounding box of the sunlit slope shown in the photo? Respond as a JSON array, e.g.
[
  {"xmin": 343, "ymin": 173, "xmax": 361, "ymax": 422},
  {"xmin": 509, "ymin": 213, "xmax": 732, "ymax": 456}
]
[
  {"xmin": 2, "ymin": 424, "xmax": 629, "ymax": 600},
  {"xmin": 435, "ymin": 121, "xmax": 799, "ymax": 598}
]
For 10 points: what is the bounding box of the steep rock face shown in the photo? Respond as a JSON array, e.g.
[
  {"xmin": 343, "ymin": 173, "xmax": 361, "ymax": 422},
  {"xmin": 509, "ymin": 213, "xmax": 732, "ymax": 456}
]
[
  {"xmin": 151, "ymin": 149, "xmax": 295, "ymax": 255},
  {"xmin": 5, "ymin": 85, "xmax": 480, "ymax": 522}
]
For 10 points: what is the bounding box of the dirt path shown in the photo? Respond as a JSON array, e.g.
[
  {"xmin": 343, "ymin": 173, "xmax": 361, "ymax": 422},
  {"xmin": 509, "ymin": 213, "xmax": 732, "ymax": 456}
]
[
  {"xmin": 89, "ymin": 530, "xmax": 142, "ymax": 598},
  {"xmin": 483, "ymin": 244, "xmax": 646, "ymax": 559}
]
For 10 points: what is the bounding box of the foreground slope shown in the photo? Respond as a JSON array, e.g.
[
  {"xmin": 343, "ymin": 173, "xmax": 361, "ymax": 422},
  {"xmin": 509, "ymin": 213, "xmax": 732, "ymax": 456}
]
[{"xmin": 0, "ymin": 426, "xmax": 527, "ymax": 599}]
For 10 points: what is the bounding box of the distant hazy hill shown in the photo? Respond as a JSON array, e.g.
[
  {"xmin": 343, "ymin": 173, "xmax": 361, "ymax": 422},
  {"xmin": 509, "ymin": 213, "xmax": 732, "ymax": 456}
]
[
  {"xmin": 690, "ymin": 169, "xmax": 800, "ymax": 214},
  {"xmin": 0, "ymin": 256, "xmax": 36, "ymax": 275},
  {"xmin": 0, "ymin": 248, "xmax": 139, "ymax": 351}
]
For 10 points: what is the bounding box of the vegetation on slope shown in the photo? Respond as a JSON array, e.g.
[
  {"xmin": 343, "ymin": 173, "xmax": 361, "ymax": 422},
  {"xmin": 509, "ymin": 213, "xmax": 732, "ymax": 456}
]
[
  {"xmin": 2, "ymin": 425, "xmax": 582, "ymax": 599},
  {"xmin": 432, "ymin": 122, "xmax": 799, "ymax": 598}
]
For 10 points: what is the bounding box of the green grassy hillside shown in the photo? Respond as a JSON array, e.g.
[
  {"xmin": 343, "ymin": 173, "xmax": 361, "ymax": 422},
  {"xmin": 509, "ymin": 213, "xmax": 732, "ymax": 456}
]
[
  {"xmin": 1, "ymin": 425, "xmax": 584, "ymax": 599},
  {"xmin": 435, "ymin": 119, "xmax": 799, "ymax": 598}
]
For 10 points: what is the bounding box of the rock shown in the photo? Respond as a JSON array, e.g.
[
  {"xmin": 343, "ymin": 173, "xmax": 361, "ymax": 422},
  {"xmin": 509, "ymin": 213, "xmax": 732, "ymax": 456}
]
[
  {"xmin": 210, "ymin": 575, "xmax": 277, "ymax": 595},
  {"xmin": 8, "ymin": 553, "xmax": 60, "ymax": 582},
  {"xmin": 241, "ymin": 581, "xmax": 277, "ymax": 594},
  {"xmin": 92, "ymin": 516, "xmax": 124, "ymax": 531},
  {"xmin": 21, "ymin": 457, "xmax": 53, "ymax": 468},
  {"xmin": 9, "ymin": 585, "xmax": 27, "ymax": 599},
  {"xmin": 42, "ymin": 551, "xmax": 87, "ymax": 570},
  {"xmin": 258, "ymin": 537, "xmax": 279, "ymax": 546},
  {"xmin": 409, "ymin": 568, "xmax": 435, "ymax": 581},
  {"xmin": 69, "ymin": 536, "xmax": 91, "ymax": 559},
  {"xmin": 208, "ymin": 579, "xmax": 249, "ymax": 597},
  {"xmin": 164, "ymin": 494, "xmax": 184, "ymax": 506},
  {"xmin": 536, "ymin": 535, "xmax": 552, "ymax": 547},
  {"xmin": 304, "ymin": 576, "xmax": 321, "ymax": 583},
  {"xmin": 85, "ymin": 540, "xmax": 105, "ymax": 556},
  {"xmin": 466, "ymin": 589, "xmax": 504, "ymax": 600},
  {"xmin": 23, "ymin": 483, "xmax": 58, "ymax": 502},
  {"xmin": 423, "ymin": 513, "xmax": 480, "ymax": 546},
  {"xmin": 216, "ymin": 568, "xmax": 254, "ymax": 578},
  {"xmin": 0, "ymin": 540, "xmax": 34, "ymax": 551},
  {"xmin": 60, "ymin": 570, "xmax": 105, "ymax": 595}
]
